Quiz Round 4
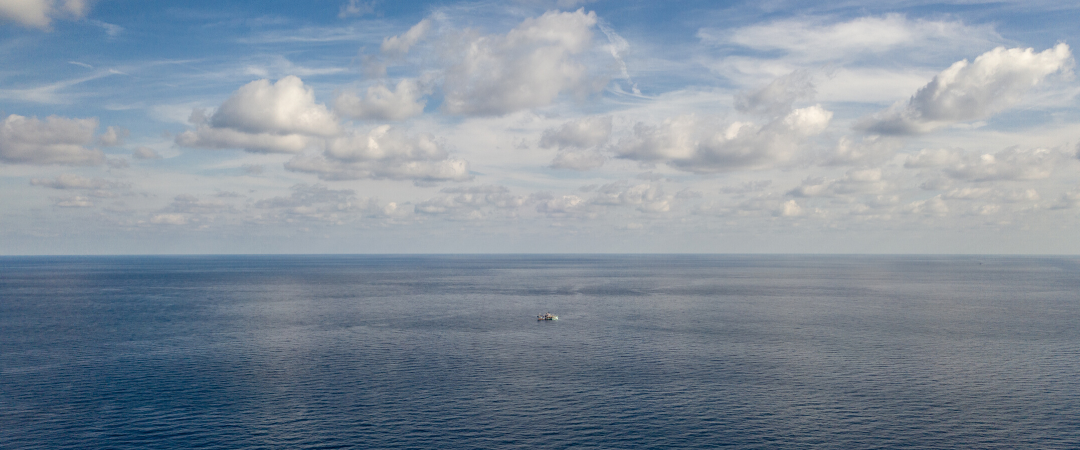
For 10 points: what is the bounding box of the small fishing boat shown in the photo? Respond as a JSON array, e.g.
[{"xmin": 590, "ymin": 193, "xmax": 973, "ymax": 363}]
[{"xmin": 537, "ymin": 312, "xmax": 558, "ymax": 320}]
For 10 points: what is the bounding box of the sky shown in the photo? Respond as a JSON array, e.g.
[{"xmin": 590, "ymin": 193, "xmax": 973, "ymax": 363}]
[{"xmin": 1, "ymin": 0, "xmax": 1079, "ymax": 254}]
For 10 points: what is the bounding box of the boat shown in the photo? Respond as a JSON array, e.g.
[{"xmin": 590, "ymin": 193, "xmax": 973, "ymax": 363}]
[{"xmin": 537, "ymin": 312, "xmax": 558, "ymax": 320}]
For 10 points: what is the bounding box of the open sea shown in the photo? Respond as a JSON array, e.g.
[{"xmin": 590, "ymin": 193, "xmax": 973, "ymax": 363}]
[{"xmin": 2, "ymin": 255, "xmax": 1080, "ymax": 449}]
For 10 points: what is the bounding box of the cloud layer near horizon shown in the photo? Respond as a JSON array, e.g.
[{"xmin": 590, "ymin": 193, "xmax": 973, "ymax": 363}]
[{"xmin": 3, "ymin": 1, "xmax": 1080, "ymax": 254}]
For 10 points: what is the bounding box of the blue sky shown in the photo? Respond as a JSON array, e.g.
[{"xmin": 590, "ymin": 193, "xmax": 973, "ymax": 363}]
[{"xmin": 2, "ymin": 0, "xmax": 1079, "ymax": 254}]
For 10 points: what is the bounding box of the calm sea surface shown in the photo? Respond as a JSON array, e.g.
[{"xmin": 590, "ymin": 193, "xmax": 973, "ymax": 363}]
[{"xmin": 3, "ymin": 255, "xmax": 1080, "ymax": 449}]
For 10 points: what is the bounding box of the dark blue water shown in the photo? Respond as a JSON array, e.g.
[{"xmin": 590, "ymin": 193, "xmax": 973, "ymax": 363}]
[{"xmin": 3, "ymin": 255, "xmax": 1080, "ymax": 449}]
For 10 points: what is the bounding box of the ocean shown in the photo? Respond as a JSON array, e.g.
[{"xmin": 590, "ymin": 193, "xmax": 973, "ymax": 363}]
[{"xmin": 2, "ymin": 255, "xmax": 1079, "ymax": 448}]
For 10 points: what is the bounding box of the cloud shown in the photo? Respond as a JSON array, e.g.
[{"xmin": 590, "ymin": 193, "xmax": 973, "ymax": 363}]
[
  {"xmin": 132, "ymin": 146, "xmax": 162, "ymax": 160},
  {"xmin": 1050, "ymin": 188, "xmax": 1080, "ymax": 210},
  {"xmin": 706, "ymin": 14, "xmax": 999, "ymax": 64},
  {"xmin": 284, "ymin": 125, "xmax": 471, "ymax": 182},
  {"xmin": 589, "ymin": 182, "xmax": 671, "ymax": 213},
  {"xmin": 941, "ymin": 187, "xmax": 1039, "ymax": 203},
  {"xmin": 821, "ymin": 135, "xmax": 902, "ymax": 166},
  {"xmin": 210, "ymin": 76, "xmax": 340, "ymax": 137},
  {"xmin": 539, "ymin": 115, "xmax": 611, "ymax": 170},
  {"xmin": 903, "ymin": 147, "xmax": 966, "ymax": 168},
  {"xmin": 942, "ymin": 147, "xmax": 1068, "ymax": 182},
  {"xmin": 415, "ymin": 185, "xmax": 525, "ymax": 218},
  {"xmin": 150, "ymin": 213, "xmax": 187, "ymax": 225},
  {"xmin": 97, "ymin": 126, "xmax": 128, "ymax": 146},
  {"xmin": 787, "ymin": 168, "xmax": 889, "ymax": 198},
  {"xmin": 903, "ymin": 196, "xmax": 949, "ymax": 216},
  {"xmin": 381, "ymin": 19, "xmax": 430, "ymax": 57},
  {"xmin": 858, "ymin": 44, "xmax": 1073, "ymax": 135},
  {"xmin": 176, "ymin": 76, "xmax": 338, "ymax": 153},
  {"xmin": 539, "ymin": 115, "xmax": 611, "ymax": 149},
  {"xmin": 254, "ymin": 184, "xmax": 386, "ymax": 222},
  {"xmin": 338, "ymin": 0, "xmax": 375, "ymax": 19},
  {"xmin": 441, "ymin": 9, "xmax": 603, "ymax": 115},
  {"xmin": 0, "ymin": 114, "xmax": 105, "ymax": 165},
  {"xmin": 30, "ymin": 173, "xmax": 129, "ymax": 196},
  {"xmin": 735, "ymin": 70, "xmax": 815, "ymax": 116},
  {"xmin": 165, "ymin": 194, "xmax": 236, "ymax": 215},
  {"xmin": 614, "ymin": 106, "xmax": 832, "ymax": 173},
  {"xmin": 0, "ymin": 0, "xmax": 88, "ymax": 29},
  {"xmin": 334, "ymin": 79, "xmax": 427, "ymax": 121},
  {"xmin": 53, "ymin": 196, "xmax": 93, "ymax": 207},
  {"xmin": 550, "ymin": 149, "xmax": 604, "ymax": 170},
  {"xmin": 535, "ymin": 194, "xmax": 586, "ymax": 217}
]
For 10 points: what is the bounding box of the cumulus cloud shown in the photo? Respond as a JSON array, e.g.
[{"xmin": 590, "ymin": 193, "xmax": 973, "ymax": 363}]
[
  {"xmin": 177, "ymin": 76, "xmax": 338, "ymax": 153},
  {"xmin": 53, "ymin": 195, "xmax": 93, "ymax": 207},
  {"xmin": 942, "ymin": 147, "xmax": 1068, "ymax": 182},
  {"xmin": 589, "ymin": 182, "xmax": 671, "ymax": 213},
  {"xmin": 903, "ymin": 147, "xmax": 966, "ymax": 168},
  {"xmin": 735, "ymin": 70, "xmax": 816, "ymax": 116},
  {"xmin": 903, "ymin": 196, "xmax": 949, "ymax": 216},
  {"xmin": 941, "ymin": 187, "xmax": 1039, "ymax": 203},
  {"xmin": 97, "ymin": 126, "xmax": 128, "ymax": 146},
  {"xmin": 30, "ymin": 173, "xmax": 130, "ymax": 198},
  {"xmin": 132, "ymin": 146, "xmax": 162, "ymax": 160},
  {"xmin": 381, "ymin": 19, "xmax": 430, "ymax": 57},
  {"xmin": 535, "ymin": 194, "xmax": 586, "ymax": 217},
  {"xmin": 705, "ymin": 14, "xmax": 999, "ymax": 64},
  {"xmin": 539, "ymin": 115, "xmax": 611, "ymax": 149},
  {"xmin": 285, "ymin": 125, "xmax": 471, "ymax": 182},
  {"xmin": 441, "ymin": 9, "xmax": 603, "ymax": 115},
  {"xmin": 550, "ymin": 150, "xmax": 604, "ymax": 170},
  {"xmin": 338, "ymin": 0, "xmax": 375, "ymax": 19},
  {"xmin": 822, "ymin": 135, "xmax": 902, "ymax": 166},
  {"xmin": 540, "ymin": 115, "xmax": 611, "ymax": 170},
  {"xmin": 255, "ymin": 184, "xmax": 386, "ymax": 222},
  {"xmin": 857, "ymin": 44, "xmax": 1073, "ymax": 134},
  {"xmin": 1050, "ymin": 188, "xmax": 1080, "ymax": 210},
  {"xmin": 0, "ymin": 114, "xmax": 105, "ymax": 165},
  {"xmin": 787, "ymin": 168, "xmax": 889, "ymax": 198},
  {"xmin": 165, "ymin": 194, "xmax": 236, "ymax": 215},
  {"xmin": 334, "ymin": 79, "xmax": 427, "ymax": 121},
  {"xmin": 0, "ymin": 0, "xmax": 88, "ymax": 29},
  {"xmin": 415, "ymin": 185, "xmax": 525, "ymax": 218},
  {"xmin": 615, "ymin": 106, "xmax": 832, "ymax": 173},
  {"xmin": 210, "ymin": 76, "xmax": 339, "ymax": 136}
]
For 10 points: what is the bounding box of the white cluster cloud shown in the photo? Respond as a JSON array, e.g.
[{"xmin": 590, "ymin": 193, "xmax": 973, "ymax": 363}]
[
  {"xmin": 822, "ymin": 136, "xmax": 902, "ymax": 166},
  {"xmin": 132, "ymin": 146, "xmax": 162, "ymax": 160},
  {"xmin": 615, "ymin": 106, "xmax": 832, "ymax": 173},
  {"xmin": 907, "ymin": 146, "xmax": 1069, "ymax": 182},
  {"xmin": 0, "ymin": 0, "xmax": 87, "ymax": 29},
  {"xmin": 254, "ymin": 184, "xmax": 385, "ymax": 222},
  {"xmin": 381, "ymin": 19, "xmax": 431, "ymax": 57},
  {"xmin": 943, "ymin": 147, "xmax": 1067, "ymax": 182},
  {"xmin": 30, "ymin": 173, "xmax": 130, "ymax": 198},
  {"xmin": 788, "ymin": 168, "xmax": 889, "ymax": 198},
  {"xmin": 903, "ymin": 196, "xmax": 949, "ymax": 216},
  {"xmin": 535, "ymin": 194, "xmax": 586, "ymax": 217},
  {"xmin": 941, "ymin": 187, "xmax": 1039, "ymax": 203},
  {"xmin": 285, "ymin": 125, "xmax": 471, "ymax": 182},
  {"xmin": 0, "ymin": 114, "xmax": 105, "ymax": 165},
  {"xmin": 735, "ymin": 70, "xmax": 816, "ymax": 116},
  {"xmin": 338, "ymin": 0, "xmax": 375, "ymax": 19},
  {"xmin": 589, "ymin": 182, "xmax": 671, "ymax": 213},
  {"xmin": 707, "ymin": 14, "xmax": 999, "ymax": 64},
  {"xmin": 415, "ymin": 185, "xmax": 525, "ymax": 218},
  {"xmin": 97, "ymin": 126, "xmax": 128, "ymax": 146},
  {"xmin": 441, "ymin": 9, "xmax": 603, "ymax": 115},
  {"xmin": 858, "ymin": 44, "xmax": 1073, "ymax": 134},
  {"xmin": 177, "ymin": 76, "xmax": 338, "ymax": 153},
  {"xmin": 539, "ymin": 115, "xmax": 611, "ymax": 170},
  {"xmin": 334, "ymin": 79, "xmax": 427, "ymax": 121}
]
